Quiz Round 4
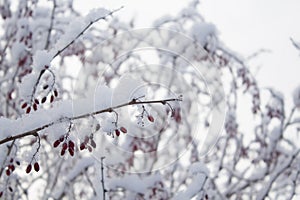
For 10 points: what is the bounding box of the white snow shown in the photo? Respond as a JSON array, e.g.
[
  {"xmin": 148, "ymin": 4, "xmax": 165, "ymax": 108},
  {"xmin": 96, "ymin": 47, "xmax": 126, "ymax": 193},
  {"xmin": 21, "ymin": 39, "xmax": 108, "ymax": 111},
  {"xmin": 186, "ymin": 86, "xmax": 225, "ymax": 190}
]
[
  {"xmin": 32, "ymin": 50, "xmax": 54, "ymax": 71},
  {"xmin": 108, "ymin": 173, "xmax": 161, "ymax": 194},
  {"xmin": 293, "ymin": 85, "xmax": 300, "ymax": 108}
]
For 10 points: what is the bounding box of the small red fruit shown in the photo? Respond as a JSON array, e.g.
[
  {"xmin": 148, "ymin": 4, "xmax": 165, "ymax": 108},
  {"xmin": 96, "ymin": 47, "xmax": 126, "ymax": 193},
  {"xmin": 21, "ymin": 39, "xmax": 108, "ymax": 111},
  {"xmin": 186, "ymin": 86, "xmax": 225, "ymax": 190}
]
[
  {"xmin": 80, "ymin": 143, "xmax": 85, "ymax": 150},
  {"xmin": 68, "ymin": 148, "xmax": 74, "ymax": 156},
  {"xmin": 120, "ymin": 127, "xmax": 127, "ymax": 133},
  {"xmin": 62, "ymin": 142, "xmax": 68, "ymax": 150},
  {"xmin": 59, "ymin": 135, "xmax": 64, "ymax": 142},
  {"xmin": 61, "ymin": 149, "xmax": 65, "ymax": 156},
  {"xmin": 6, "ymin": 169, "xmax": 10, "ymax": 176},
  {"xmin": 41, "ymin": 96, "xmax": 47, "ymax": 103},
  {"xmin": 53, "ymin": 140, "xmax": 60, "ymax": 148},
  {"xmin": 26, "ymin": 107, "xmax": 31, "ymax": 114},
  {"xmin": 34, "ymin": 99, "xmax": 39, "ymax": 104},
  {"xmin": 68, "ymin": 140, "xmax": 75, "ymax": 148},
  {"xmin": 115, "ymin": 129, "xmax": 120, "ymax": 137},
  {"xmin": 34, "ymin": 162, "xmax": 40, "ymax": 172},
  {"xmin": 148, "ymin": 115, "xmax": 154, "ymax": 122},
  {"xmin": 33, "ymin": 103, "xmax": 37, "ymax": 111},
  {"xmin": 21, "ymin": 102, "xmax": 27, "ymax": 109},
  {"xmin": 50, "ymin": 95, "xmax": 54, "ymax": 103},
  {"xmin": 91, "ymin": 139, "xmax": 96, "ymax": 148},
  {"xmin": 54, "ymin": 89, "xmax": 58, "ymax": 97},
  {"xmin": 26, "ymin": 164, "xmax": 32, "ymax": 173}
]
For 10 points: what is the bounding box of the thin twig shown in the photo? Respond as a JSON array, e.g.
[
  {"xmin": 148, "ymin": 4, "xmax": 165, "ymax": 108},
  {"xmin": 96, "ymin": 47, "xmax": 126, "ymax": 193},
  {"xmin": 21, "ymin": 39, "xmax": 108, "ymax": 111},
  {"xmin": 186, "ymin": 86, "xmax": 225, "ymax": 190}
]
[{"xmin": 100, "ymin": 156, "xmax": 106, "ymax": 200}]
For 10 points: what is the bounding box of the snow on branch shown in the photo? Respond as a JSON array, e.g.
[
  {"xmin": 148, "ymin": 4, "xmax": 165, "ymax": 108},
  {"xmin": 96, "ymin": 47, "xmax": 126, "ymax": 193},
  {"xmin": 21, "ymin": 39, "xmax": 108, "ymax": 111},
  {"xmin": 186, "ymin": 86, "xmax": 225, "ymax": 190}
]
[{"xmin": 0, "ymin": 97, "xmax": 182, "ymax": 145}]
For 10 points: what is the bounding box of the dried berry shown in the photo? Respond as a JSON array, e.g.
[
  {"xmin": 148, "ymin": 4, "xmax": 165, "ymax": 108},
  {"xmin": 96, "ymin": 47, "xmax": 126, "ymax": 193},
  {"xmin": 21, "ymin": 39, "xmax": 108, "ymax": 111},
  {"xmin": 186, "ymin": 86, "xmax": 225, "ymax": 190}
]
[
  {"xmin": 87, "ymin": 146, "xmax": 92, "ymax": 152},
  {"xmin": 41, "ymin": 96, "xmax": 47, "ymax": 103},
  {"xmin": 26, "ymin": 107, "xmax": 31, "ymax": 114},
  {"xmin": 53, "ymin": 140, "xmax": 60, "ymax": 148},
  {"xmin": 34, "ymin": 162, "xmax": 40, "ymax": 172},
  {"xmin": 120, "ymin": 127, "xmax": 127, "ymax": 133},
  {"xmin": 80, "ymin": 143, "xmax": 85, "ymax": 150},
  {"xmin": 21, "ymin": 102, "xmax": 27, "ymax": 109},
  {"xmin": 148, "ymin": 115, "xmax": 154, "ymax": 122},
  {"xmin": 115, "ymin": 129, "xmax": 120, "ymax": 137},
  {"xmin": 26, "ymin": 164, "xmax": 32, "ymax": 173}
]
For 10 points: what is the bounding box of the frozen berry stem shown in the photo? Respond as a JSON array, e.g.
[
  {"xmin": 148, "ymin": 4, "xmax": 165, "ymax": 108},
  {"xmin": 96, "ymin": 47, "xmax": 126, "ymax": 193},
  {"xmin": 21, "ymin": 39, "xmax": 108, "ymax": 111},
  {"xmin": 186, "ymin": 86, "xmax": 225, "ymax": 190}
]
[{"xmin": 0, "ymin": 97, "xmax": 182, "ymax": 145}]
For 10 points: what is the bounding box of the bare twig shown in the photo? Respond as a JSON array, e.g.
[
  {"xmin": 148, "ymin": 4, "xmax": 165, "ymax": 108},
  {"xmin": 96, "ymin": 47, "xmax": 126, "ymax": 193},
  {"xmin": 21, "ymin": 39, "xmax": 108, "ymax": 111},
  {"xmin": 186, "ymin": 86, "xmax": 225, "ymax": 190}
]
[{"xmin": 100, "ymin": 157, "xmax": 107, "ymax": 200}]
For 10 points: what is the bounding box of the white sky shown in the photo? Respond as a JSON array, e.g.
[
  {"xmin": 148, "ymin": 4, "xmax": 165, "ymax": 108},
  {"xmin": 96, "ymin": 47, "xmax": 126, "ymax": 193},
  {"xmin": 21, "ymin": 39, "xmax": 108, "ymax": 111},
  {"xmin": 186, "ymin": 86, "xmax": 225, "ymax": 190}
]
[{"xmin": 75, "ymin": 0, "xmax": 300, "ymax": 105}]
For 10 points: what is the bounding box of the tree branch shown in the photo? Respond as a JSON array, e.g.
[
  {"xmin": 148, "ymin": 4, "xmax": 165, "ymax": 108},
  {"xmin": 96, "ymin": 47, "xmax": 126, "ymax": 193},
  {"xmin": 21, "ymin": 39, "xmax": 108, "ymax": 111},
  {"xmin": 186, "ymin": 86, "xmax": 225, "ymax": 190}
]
[{"xmin": 0, "ymin": 97, "xmax": 181, "ymax": 145}]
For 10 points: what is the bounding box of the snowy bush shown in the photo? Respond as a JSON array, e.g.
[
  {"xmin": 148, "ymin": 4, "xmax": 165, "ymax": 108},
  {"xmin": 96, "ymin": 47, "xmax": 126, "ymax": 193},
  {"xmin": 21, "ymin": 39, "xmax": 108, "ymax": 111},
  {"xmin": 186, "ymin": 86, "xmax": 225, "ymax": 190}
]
[{"xmin": 0, "ymin": 0, "xmax": 300, "ymax": 199}]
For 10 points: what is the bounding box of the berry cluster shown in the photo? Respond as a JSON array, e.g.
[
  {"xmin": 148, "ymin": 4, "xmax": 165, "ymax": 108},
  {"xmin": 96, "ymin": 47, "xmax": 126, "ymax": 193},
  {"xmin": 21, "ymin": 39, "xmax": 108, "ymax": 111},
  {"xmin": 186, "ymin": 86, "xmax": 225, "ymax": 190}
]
[
  {"xmin": 53, "ymin": 135, "xmax": 75, "ymax": 156},
  {"xmin": 20, "ymin": 89, "xmax": 58, "ymax": 114},
  {"xmin": 79, "ymin": 135, "xmax": 97, "ymax": 152},
  {"xmin": 5, "ymin": 158, "xmax": 20, "ymax": 176}
]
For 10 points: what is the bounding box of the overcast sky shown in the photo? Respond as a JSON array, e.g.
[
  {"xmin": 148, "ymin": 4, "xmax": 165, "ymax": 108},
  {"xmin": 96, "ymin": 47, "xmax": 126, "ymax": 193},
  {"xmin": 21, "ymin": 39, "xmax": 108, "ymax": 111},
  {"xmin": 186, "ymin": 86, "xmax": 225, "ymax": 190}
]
[{"xmin": 75, "ymin": 0, "xmax": 300, "ymax": 105}]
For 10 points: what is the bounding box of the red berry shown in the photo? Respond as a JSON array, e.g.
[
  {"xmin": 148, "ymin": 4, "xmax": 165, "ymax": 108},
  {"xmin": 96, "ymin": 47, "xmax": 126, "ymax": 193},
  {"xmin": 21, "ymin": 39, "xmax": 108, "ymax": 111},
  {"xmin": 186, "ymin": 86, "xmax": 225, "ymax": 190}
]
[
  {"xmin": 33, "ymin": 103, "xmax": 37, "ymax": 111},
  {"xmin": 115, "ymin": 129, "xmax": 120, "ymax": 137},
  {"xmin": 54, "ymin": 89, "xmax": 58, "ymax": 97},
  {"xmin": 21, "ymin": 102, "xmax": 27, "ymax": 109},
  {"xmin": 16, "ymin": 161, "xmax": 20, "ymax": 166},
  {"xmin": 43, "ymin": 85, "xmax": 49, "ymax": 90},
  {"xmin": 41, "ymin": 96, "xmax": 47, "ymax": 103},
  {"xmin": 120, "ymin": 127, "xmax": 127, "ymax": 133},
  {"xmin": 10, "ymin": 158, "xmax": 13, "ymax": 163},
  {"xmin": 34, "ymin": 99, "xmax": 39, "ymax": 104},
  {"xmin": 68, "ymin": 148, "xmax": 74, "ymax": 156},
  {"xmin": 87, "ymin": 146, "xmax": 92, "ymax": 152},
  {"xmin": 61, "ymin": 149, "xmax": 65, "ymax": 156},
  {"xmin": 53, "ymin": 140, "xmax": 60, "ymax": 148},
  {"xmin": 68, "ymin": 140, "xmax": 75, "ymax": 148},
  {"xmin": 50, "ymin": 95, "xmax": 54, "ymax": 103},
  {"xmin": 0, "ymin": 191, "xmax": 3, "ymax": 198},
  {"xmin": 6, "ymin": 169, "xmax": 10, "ymax": 176},
  {"xmin": 26, "ymin": 164, "xmax": 32, "ymax": 173},
  {"xmin": 8, "ymin": 187, "xmax": 13, "ymax": 192},
  {"xmin": 148, "ymin": 115, "xmax": 154, "ymax": 122},
  {"xmin": 62, "ymin": 142, "xmax": 68, "ymax": 150},
  {"xmin": 34, "ymin": 162, "xmax": 40, "ymax": 172},
  {"xmin": 80, "ymin": 143, "xmax": 85, "ymax": 150},
  {"xmin": 26, "ymin": 107, "xmax": 31, "ymax": 114}
]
